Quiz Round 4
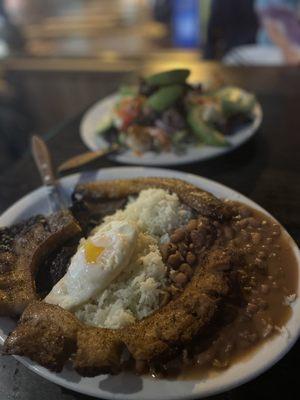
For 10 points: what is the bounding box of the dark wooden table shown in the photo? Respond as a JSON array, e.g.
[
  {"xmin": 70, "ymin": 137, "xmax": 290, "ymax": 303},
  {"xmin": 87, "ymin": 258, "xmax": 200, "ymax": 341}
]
[{"xmin": 0, "ymin": 65, "xmax": 300, "ymax": 400}]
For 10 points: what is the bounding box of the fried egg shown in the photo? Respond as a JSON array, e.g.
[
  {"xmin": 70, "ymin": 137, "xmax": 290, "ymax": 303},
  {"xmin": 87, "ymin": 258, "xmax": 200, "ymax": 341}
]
[{"xmin": 45, "ymin": 220, "xmax": 137, "ymax": 310}]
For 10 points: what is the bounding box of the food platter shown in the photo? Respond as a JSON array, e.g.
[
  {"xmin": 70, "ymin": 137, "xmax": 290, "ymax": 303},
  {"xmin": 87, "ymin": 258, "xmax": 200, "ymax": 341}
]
[
  {"xmin": 80, "ymin": 95, "xmax": 263, "ymax": 166},
  {"xmin": 0, "ymin": 166, "xmax": 299, "ymax": 400}
]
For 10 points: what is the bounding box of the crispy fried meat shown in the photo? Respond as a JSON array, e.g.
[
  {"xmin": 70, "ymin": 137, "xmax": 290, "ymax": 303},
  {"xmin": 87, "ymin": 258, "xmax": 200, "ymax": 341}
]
[
  {"xmin": 0, "ymin": 211, "xmax": 81, "ymax": 316},
  {"xmin": 3, "ymin": 301, "xmax": 82, "ymax": 371},
  {"xmin": 73, "ymin": 178, "xmax": 232, "ymax": 221},
  {"xmin": 4, "ymin": 248, "xmax": 238, "ymax": 376},
  {"xmin": 2, "ymin": 178, "xmax": 237, "ymax": 376}
]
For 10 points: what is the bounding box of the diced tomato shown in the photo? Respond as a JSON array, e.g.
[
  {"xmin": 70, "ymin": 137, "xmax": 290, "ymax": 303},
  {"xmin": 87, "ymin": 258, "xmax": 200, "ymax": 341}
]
[{"xmin": 115, "ymin": 96, "xmax": 144, "ymax": 130}]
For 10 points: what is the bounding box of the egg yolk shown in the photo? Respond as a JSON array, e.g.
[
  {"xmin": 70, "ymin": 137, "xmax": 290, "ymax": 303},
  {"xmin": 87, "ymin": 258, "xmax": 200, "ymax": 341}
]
[{"xmin": 84, "ymin": 240, "xmax": 104, "ymax": 264}]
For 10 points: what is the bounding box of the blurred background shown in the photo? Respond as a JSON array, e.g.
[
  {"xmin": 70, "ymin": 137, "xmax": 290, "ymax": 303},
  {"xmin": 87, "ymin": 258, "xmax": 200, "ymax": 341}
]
[{"xmin": 0, "ymin": 0, "xmax": 299, "ymax": 172}]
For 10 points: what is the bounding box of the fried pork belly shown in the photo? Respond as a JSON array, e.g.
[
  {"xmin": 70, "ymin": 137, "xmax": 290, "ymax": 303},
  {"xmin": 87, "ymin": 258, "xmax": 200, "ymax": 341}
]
[
  {"xmin": 3, "ymin": 301, "xmax": 82, "ymax": 371},
  {"xmin": 3, "ymin": 178, "xmax": 237, "ymax": 376},
  {"xmin": 0, "ymin": 211, "xmax": 81, "ymax": 316},
  {"xmin": 4, "ymin": 248, "xmax": 237, "ymax": 376},
  {"xmin": 73, "ymin": 178, "xmax": 232, "ymax": 221}
]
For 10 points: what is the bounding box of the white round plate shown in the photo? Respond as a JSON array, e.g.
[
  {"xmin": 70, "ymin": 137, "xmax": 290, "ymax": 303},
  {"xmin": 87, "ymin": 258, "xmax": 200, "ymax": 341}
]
[
  {"xmin": 0, "ymin": 167, "xmax": 299, "ymax": 400},
  {"xmin": 223, "ymin": 45, "xmax": 284, "ymax": 66},
  {"xmin": 80, "ymin": 94, "xmax": 263, "ymax": 166}
]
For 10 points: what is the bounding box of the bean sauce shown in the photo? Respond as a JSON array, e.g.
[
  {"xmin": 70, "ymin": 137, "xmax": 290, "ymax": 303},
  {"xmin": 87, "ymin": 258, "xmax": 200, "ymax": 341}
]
[{"xmin": 158, "ymin": 201, "xmax": 299, "ymax": 379}]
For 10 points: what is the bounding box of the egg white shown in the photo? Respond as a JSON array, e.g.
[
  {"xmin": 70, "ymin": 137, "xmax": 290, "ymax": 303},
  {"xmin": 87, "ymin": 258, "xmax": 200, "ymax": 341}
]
[{"xmin": 45, "ymin": 220, "xmax": 137, "ymax": 310}]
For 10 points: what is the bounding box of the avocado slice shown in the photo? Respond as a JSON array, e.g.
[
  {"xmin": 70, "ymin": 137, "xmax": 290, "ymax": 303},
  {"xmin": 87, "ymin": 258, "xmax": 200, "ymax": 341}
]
[
  {"xmin": 187, "ymin": 107, "xmax": 229, "ymax": 147},
  {"xmin": 146, "ymin": 84, "xmax": 184, "ymax": 112},
  {"xmin": 119, "ymin": 85, "xmax": 138, "ymax": 97},
  {"xmin": 216, "ymin": 86, "xmax": 256, "ymax": 117},
  {"xmin": 145, "ymin": 69, "xmax": 190, "ymax": 86}
]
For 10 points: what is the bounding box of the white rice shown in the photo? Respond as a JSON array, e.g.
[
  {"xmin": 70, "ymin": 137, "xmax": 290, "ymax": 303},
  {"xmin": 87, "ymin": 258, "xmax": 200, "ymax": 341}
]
[
  {"xmin": 104, "ymin": 188, "xmax": 192, "ymax": 237},
  {"xmin": 74, "ymin": 188, "xmax": 191, "ymax": 329}
]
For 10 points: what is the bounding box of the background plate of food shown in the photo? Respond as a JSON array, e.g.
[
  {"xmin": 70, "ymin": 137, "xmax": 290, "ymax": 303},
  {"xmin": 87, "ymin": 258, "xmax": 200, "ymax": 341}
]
[
  {"xmin": 80, "ymin": 70, "xmax": 263, "ymax": 165},
  {"xmin": 0, "ymin": 167, "xmax": 299, "ymax": 400}
]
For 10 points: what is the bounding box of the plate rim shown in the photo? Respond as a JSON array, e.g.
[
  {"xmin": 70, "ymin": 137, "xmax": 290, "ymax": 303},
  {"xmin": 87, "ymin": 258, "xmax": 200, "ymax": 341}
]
[
  {"xmin": 79, "ymin": 93, "xmax": 263, "ymax": 166},
  {"xmin": 0, "ymin": 166, "xmax": 299, "ymax": 400}
]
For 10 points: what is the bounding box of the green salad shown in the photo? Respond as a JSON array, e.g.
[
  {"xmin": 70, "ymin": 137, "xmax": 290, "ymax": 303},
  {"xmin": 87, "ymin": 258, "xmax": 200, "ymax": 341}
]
[{"xmin": 98, "ymin": 69, "xmax": 257, "ymax": 154}]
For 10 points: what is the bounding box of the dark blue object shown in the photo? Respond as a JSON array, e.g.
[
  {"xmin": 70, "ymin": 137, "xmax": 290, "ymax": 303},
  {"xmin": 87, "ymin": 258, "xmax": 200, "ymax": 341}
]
[
  {"xmin": 171, "ymin": 0, "xmax": 201, "ymax": 48},
  {"xmin": 205, "ymin": 0, "xmax": 258, "ymax": 59}
]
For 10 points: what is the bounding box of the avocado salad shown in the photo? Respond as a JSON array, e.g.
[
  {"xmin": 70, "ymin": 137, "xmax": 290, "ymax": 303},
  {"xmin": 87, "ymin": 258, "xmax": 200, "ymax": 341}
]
[{"xmin": 98, "ymin": 69, "xmax": 257, "ymax": 155}]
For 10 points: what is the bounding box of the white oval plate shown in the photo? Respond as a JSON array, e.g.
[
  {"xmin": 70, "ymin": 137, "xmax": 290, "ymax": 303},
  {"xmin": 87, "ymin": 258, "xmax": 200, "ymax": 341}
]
[
  {"xmin": 0, "ymin": 167, "xmax": 299, "ymax": 400},
  {"xmin": 80, "ymin": 94, "xmax": 263, "ymax": 166}
]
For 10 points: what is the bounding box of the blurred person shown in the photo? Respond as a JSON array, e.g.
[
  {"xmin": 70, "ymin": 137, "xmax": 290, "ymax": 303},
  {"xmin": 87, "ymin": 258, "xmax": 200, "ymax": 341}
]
[
  {"xmin": 257, "ymin": 0, "xmax": 300, "ymax": 65},
  {"xmin": 219, "ymin": 0, "xmax": 300, "ymax": 65},
  {"xmin": 153, "ymin": 0, "xmax": 171, "ymax": 23},
  {"xmin": 204, "ymin": 0, "xmax": 258, "ymax": 59}
]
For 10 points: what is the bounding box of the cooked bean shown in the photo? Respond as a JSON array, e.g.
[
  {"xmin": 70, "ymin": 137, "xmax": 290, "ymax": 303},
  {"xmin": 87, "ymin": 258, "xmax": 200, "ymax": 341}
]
[
  {"xmin": 159, "ymin": 243, "xmax": 178, "ymax": 261},
  {"xmin": 237, "ymin": 219, "xmax": 249, "ymax": 229},
  {"xmin": 244, "ymin": 243, "xmax": 252, "ymax": 253},
  {"xmin": 251, "ymin": 232, "xmax": 261, "ymax": 245},
  {"xmin": 239, "ymin": 207, "xmax": 252, "ymax": 218},
  {"xmin": 258, "ymin": 299, "xmax": 268, "ymax": 310},
  {"xmin": 170, "ymin": 228, "xmax": 186, "ymax": 243},
  {"xmin": 234, "ymin": 214, "xmax": 242, "ymax": 221},
  {"xmin": 186, "ymin": 251, "xmax": 196, "ymax": 265},
  {"xmin": 269, "ymin": 252, "xmax": 277, "ymax": 258},
  {"xmin": 271, "ymin": 229, "xmax": 281, "ymax": 238},
  {"xmin": 169, "ymin": 243, "xmax": 178, "ymax": 252},
  {"xmin": 159, "ymin": 243, "xmax": 170, "ymax": 260},
  {"xmin": 258, "ymin": 251, "xmax": 267, "ymax": 260},
  {"xmin": 261, "ymin": 284, "xmax": 270, "ymax": 294},
  {"xmin": 241, "ymin": 229, "xmax": 250, "ymax": 241},
  {"xmin": 186, "ymin": 219, "xmax": 199, "ymax": 232},
  {"xmin": 179, "ymin": 263, "xmax": 193, "ymax": 277},
  {"xmin": 167, "ymin": 251, "xmax": 183, "ymax": 268},
  {"xmin": 177, "ymin": 242, "xmax": 188, "ymax": 256},
  {"xmin": 254, "ymin": 257, "xmax": 263, "ymax": 266},
  {"xmin": 172, "ymin": 272, "xmax": 188, "ymax": 286},
  {"xmin": 246, "ymin": 303, "xmax": 258, "ymax": 315},
  {"xmin": 246, "ymin": 217, "xmax": 261, "ymax": 228},
  {"xmin": 167, "ymin": 284, "xmax": 182, "ymax": 297},
  {"xmin": 272, "ymin": 224, "xmax": 281, "ymax": 236}
]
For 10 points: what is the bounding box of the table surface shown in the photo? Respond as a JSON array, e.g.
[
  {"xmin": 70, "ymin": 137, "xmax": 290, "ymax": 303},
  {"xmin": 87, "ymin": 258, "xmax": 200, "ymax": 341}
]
[{"xmin": 0, "ymin": 64, "xmax": 300, "ymax": 400}]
